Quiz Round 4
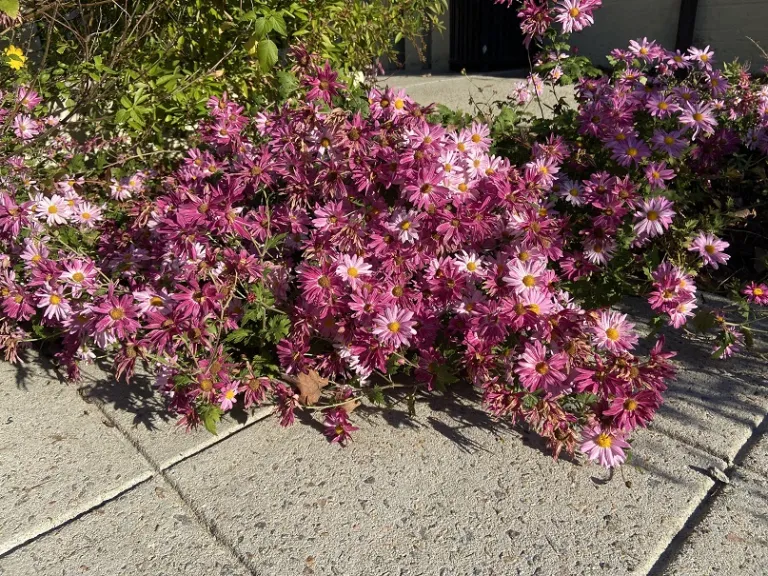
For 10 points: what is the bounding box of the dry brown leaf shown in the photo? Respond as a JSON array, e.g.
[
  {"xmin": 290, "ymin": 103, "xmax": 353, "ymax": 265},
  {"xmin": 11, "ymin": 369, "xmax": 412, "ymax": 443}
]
[
  {"xmin": 292, "ymin": 370, "xmax": 329, "ymax": 405},
  {"xmin": 339, "ymin": 398, "xmax": 361, "ymax": 413}
]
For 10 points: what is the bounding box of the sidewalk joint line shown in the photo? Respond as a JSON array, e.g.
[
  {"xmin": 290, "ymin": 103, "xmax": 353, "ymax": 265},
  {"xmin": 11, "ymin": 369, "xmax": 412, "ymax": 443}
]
[{"xmin": 0, "ymin": 472, "xmax": 153, "ymax": 558}]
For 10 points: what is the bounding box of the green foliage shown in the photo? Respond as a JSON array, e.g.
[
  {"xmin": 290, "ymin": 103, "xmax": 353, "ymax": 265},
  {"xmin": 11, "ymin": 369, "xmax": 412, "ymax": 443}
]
[
  {"xmin": 198, "ymin": 403, "xmax": 223, "ymax": 434},
  {"xmin": 2, "ymin": 0, "xmax": 447, "ymax": 157}
]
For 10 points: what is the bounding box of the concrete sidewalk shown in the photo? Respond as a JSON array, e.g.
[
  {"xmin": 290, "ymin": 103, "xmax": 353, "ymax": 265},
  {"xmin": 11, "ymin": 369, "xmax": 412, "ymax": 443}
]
[
  {"xmin": 1, "ymin": 296, "xmax": 767, "ymax": 576},
  {"xmin": 382, "ymin": 71, "xmax": 576, "ymax": 116}
]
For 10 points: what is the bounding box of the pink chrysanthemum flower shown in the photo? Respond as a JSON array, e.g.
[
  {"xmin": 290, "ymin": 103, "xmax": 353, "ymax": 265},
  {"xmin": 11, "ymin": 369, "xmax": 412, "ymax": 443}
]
[
  {"xmin": 650, "ymin": 129, "xmax": 688, "ymax": 157},
  {"xmin": 686, "ymin": 45, "xmax": 715, "ymax": 70},
  {"xmin": 36, "ymin": 194, "xmax": 71, "ymax": 226},
  {"xmin": 504, "ymin": 257, "xmax": 548, "ymax": 294},
  {"xmin": 335, "ymin": 254, "xmax": 372, "ymax": 289},
  {"xmin": 553, "ymin": 0, "xmax": 596, "ymax": 34},
  {"xmin": 603, "ymin": 391, "xmax": 658, "ymax": 431},
  {"xmin": 455, "ymin": 251, "xmax": 484, "ymax": 276},
  {"xmin": 372, "ymin": 306, "xmax": 417, "ymax": 348},
  {"xmin": 633, "ymin": 196, "xmax": 675, "ymax": 238},
  {"xmin": 514, "ymin": 340, "xmax": 568, "ymax": 394},
  {"xmin": 688, "ymin": 232, "xmax": 730, "ymax": 269},
  {"xmin": 580, "ymin": 424, "xmax": 630, "ymax": 468},
  {"xmin": 36, "ymin": 284, "xmax": 71, "ymax": 321},
  {"xmin": 742, "ymin": 282, "xmax": 768, "ymax": 305},
  {"xmin": 644, "ymin": 162, "xmax": 676, "ymax": 189},
  {"xmin": 74, "ymin": 202, "xmax": 103, "ymax": 228},
  {"xmin": 591, "ymin": 309, "xmax": 638, "ymax": 353},
  {"xmin": 218, "ymin": 380, "xmax": 240, "ymax": 411},
  {"xmin": 323, "ymin": 407, "xmax": 359, "ymax": 445},
  {"xmin": 679, "ymin": 102, "xmax": 717, "ymax": 139}
]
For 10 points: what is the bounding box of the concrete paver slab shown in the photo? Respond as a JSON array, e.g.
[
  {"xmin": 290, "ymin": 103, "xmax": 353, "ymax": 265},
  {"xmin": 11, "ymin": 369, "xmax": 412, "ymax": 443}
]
[
  {"xmin": 0, "ymin": 353, "xmax": 151, "ymax": 556},
  {"xmin": 0, "ymin": 477, "xmax": 251, "ymax": 576},
  {"xmin": 77, "ymin": 361, "xmax": 273, "ymax": 470},
  {"xmin": 661, "ymin": 467, "xmax": 768, "ymax": 576},
  {"xmin": 742, "ymin": 432, "xmax": 768, "ymax": 478},
  {"xmin": 616, "ymin": 297, "xmax": 768, "ymax": 463},
  {"xmin": 168, "ymin": 400, "xmax": 723, "ymax": 576}
]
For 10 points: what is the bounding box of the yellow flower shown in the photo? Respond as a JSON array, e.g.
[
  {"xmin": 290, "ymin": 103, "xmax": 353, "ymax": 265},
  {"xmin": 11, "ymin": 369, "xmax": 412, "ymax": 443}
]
[{"xmin": 5, "ymin": 45, "xmax": 26, "ymax": 70}]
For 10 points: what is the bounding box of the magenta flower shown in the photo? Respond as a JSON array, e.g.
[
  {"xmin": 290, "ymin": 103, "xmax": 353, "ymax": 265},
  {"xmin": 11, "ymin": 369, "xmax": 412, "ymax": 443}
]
[
  {"xmin": 644, "ymin": 162, "xmax": 676, "ymax": 189},
  {"xmin": 303, "ymin": 61, "xmax": 345, "ymax": 104},
  {"xmin": 514, "ymin": 340, "xmax": 568, "ymax": 394},
  {"xmin": 580, "ymin": 424, "xmax": 630, "ymax": 468},
  {"xmin": 742, "ymin": 282, "xmax": 768, "ymax": 305},
  {"xmin": 603, "ymin": 391, "xmax": 659, "ymax": 430},
  {"xmin": 90, "ymin": 291, "xmax": 141, "ymax": 339},
  {"xmin": 323, "ymin": 407, "xmax": 359, "ymax": 445},
  {"xmin": 650, "ymin": 129, "xmax": 688, "ymax": 157},
  {"xmin": 688, "ymin": 232, "xmax": 730, "ymax": 269},
  {"xmin": 633, "ymin": 196, "xmax": 675, "ymax": 238},
  {"xmin": 591, "ymin": 309, "xmax": 638, "ymax": 353},
  {"xmin": 372, "ymin": 306, "xmax": 417, "ymax": 348}
]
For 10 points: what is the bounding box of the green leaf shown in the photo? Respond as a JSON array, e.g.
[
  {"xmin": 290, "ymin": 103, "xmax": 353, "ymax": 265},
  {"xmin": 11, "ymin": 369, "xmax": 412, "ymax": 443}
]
[
  {"xmin": 225, "ymin": 328, "xmax": 251, "ymax": 344},
  {"xmin": 0, "ymin": 0, "xmax": 19, "ymax": 18},
  {"xmin": 269, "ymin": 14, "xmax": 287, "ymax": 36},
  {"xmin": 252, "ymin": 17, "xmax": 271, "ymax": 40},
  {"xmin": 257, "ymin": 39, "xmax": 279, "ymax": 72},
  {"xmin": 199, "ymin": 404, "xmax": 223, "ymax": 435},
  {"xmin": 367, "ymin": 386, "xmax": 386, "ymax": 406}
]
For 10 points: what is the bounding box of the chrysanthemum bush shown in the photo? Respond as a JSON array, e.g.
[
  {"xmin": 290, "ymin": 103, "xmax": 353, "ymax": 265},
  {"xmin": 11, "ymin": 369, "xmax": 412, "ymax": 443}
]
[{"xmin": 3, "ymin": 8, "xmax": 768, "ymax": 469}]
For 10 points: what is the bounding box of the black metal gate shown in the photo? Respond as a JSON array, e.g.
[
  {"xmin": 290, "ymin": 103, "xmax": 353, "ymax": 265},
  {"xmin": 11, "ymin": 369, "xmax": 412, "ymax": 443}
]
[{"xmin": 449, "ymin": 0, "xmax": 528, "ymax": 72}]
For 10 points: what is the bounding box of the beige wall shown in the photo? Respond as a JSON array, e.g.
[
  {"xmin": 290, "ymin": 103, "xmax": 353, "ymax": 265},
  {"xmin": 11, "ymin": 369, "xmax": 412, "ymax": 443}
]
[
  {"xmin": 571, "ymin": 0, "xmax": 682, "ymax": 66},
  {"xmin": 694, "ymin": 0, "xmax": 768, "ymax": 67}
]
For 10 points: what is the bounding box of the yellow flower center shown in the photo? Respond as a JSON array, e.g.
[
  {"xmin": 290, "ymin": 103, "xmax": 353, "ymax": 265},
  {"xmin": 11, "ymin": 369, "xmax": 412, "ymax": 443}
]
[
  {"xmin": 318, "ymin": 275, "xmax": 331, "ymax": 289},
  {"xmin": 754, "ymin": 287, "xmax": 764, "ymax": 296},
  {"xmin": 347, "ymin": 267, "xmax": 359, "ymax": 278},
  {"xmin": 605, "ymin": 327, "xmax": 620, "ymax": 341},
  {"xmin": 380, "ymin": 99, "xmax": 390, "ymax": 108},
  {"xmin": 692, "ymin": 113, "xmax": 704, "ymax": 122},
  {"xmin": 392, "ymin": 286, "xmax": 404, "ymax": 297},
  {"xmin": 522, "ymin": 275, "xmax": 536, "ymax": 288},
  {"xmin": 457, "ymin": 142, "xmax": 466, "ymax": 152},
  {"xmin": 47, "ymin": 205, "xmax": 58, "ymax": 214},
  {"xmin": 81, "ymin": 212, "xmax": 92, "ymax": 220},
  {"xmin": 387, "ymin": 321, "xmax": 401, "ymax": 333},
  {"xmin": 569, "ymin": 7, "xmax": 580, "ymax": 17},
  {"xmin": 320, "ymin": 138, "xmax": 331, "ymax": 148},
  {"xmin": 394, "ymin": 99, "xmax": 404, "ymax": 110},
  {"xmin": 466, "ymin": 261, "xmax": 477, "ymax": 272},
  {"xmin": 109, "ymin": 307, "xmax": 125, "ymax": 321},
  {"xmin": 527, "ymin": 303, "xmax": 540, "ymax": 315},
  {"xmin": 535, "ymin": 361, "xmax": 549, "ymax": 375},
  {"xmin": 647, "ymin": 210, "xmax": 659, "ymax": 221},
  {"xmin": 50, "ymin": 294, "xmax": 61, "ymax": 305},
  {"xmin": 72, "ymin": 272, "xmax": 85, "ymax": 283},
  {"xmin": 664, "ymin": 136, "xmax": 675, "ymax": 145},
  {"xmin": 200, "ymin": 378, "xmax": 213, "ymax": 392},
  {"xmin": 652, "ymin": 171, "xmax": 660, "ymax": 179},
  {"xmin": 658, "ymin": 102, "xmax": 668, "ymax": 110},
  {"xmin": 471, "ymin": 134, "xmax": 482, "ymax": 143},
  {"xmin": 704, "ymin": 244, "xmax": 716, "ymax": 254},
  {"xmin": 624, "ymin": 399, "xmax": 638, "ymax": 411},
  {"xmin": 700, "ymin": 54, "xmax": 709, "ymax": 62},
  {"xmin": 444, "ymin": 163, "xmax": 452, "ymax": 172},
  {"xmin": 335, "ymin": 424, "xmax": 345, "ymax": 436},
  {"xmin": 595, "ymin": 433, "xmax": 613, "ymax": 448},
  {"xmin": 400, "ymin": 220, "xmax": 411, "ymax": 231},
  {"xmin": 458, "ymin": 183, "xmax": 468, "ymax": 193},
  {"xmin": 627, "ymin": 147, "xmax": 638, "ymax": 157},
  {"xmin": 150, "ymin": 296, "xmax": 164, "ymax": 307},
  {"xmin": 225, "ymin": 389, "xmax": 236, "ymax": 400}
]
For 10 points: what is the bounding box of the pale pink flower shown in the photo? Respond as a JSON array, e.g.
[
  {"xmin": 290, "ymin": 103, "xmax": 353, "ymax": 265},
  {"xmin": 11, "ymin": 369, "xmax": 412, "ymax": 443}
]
[
  {"xmin": 634, "ymin": 196, "xmax": 675, "ymax": 238},
  {"xmin": 335, "ymin": 254, "xmax": 372, "ymax": 289},
  {"xmin": 36, "ymin": 194, "xmax": 71, "ymax": 226},
  {"xmin": 372, "ymin": 306, "xmax": 417, "ymax": 348},
  {"xmin": 504, "ymin": 258, "xmax": 548, "ymax": 293},
  {"xmin": 580, "ymin": 424, "xmax": 630, "ymax": 468},
  {"xmin": 218, "ymin": 381, "xmax": 240, "ymax": 411},
  {"xmin": 688, "ymin": 232, "xmax": 730, "ymax": 269},
  {"xmin": 36, "ymin": 284, "xmax": 72, "ymax": 321},
  {"xmin": 74, "ymin": 202, "xmax": 103, "ymax": 227},
  {"xmin": 591, "ymin": 309, "xmax": 638, "ymax": 353}
]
